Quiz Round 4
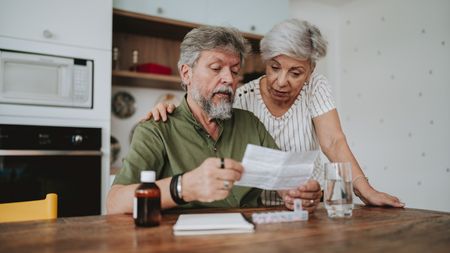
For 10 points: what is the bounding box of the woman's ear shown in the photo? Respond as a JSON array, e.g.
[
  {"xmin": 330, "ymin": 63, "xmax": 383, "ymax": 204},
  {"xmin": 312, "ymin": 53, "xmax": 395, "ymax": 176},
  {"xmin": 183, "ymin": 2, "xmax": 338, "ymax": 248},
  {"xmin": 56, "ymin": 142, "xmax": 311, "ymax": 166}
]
[
  {"xmin": 180, "ymin": 64, "xmax": 192, "ymax": 86},
  {"xmin": 310, "ymin": 62, "xmax": 316, "ymax": 73},
  {"xmin": 306, "ymin": 62, "xmax": 316, "ymax": 80}
]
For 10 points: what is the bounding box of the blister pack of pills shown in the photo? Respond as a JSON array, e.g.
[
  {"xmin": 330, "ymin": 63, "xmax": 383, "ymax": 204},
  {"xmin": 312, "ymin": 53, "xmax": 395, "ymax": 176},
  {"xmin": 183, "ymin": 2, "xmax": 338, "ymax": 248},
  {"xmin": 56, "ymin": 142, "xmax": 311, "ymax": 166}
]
[
  {"xmin": 251, "ymin": 199, "xmax": 309, "ymax": 224},
  {"xmin": 252, "ymin": 210, "xmax": 308, "ymax": 224}
]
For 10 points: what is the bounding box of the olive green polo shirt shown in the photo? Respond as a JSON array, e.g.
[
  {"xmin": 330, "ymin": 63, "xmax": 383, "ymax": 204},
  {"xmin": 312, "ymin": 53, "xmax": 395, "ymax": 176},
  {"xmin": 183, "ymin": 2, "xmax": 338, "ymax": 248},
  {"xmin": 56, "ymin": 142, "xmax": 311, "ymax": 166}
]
[{"xmin": 113, "ymin": 96, "xmax": 278, "ymax": 208}]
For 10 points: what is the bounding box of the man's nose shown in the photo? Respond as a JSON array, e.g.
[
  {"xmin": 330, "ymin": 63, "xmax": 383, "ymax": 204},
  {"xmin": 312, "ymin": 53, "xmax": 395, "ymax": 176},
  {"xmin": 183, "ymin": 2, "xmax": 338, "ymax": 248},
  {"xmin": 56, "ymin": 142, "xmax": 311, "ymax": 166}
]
[{"xmin": 221, "ymin": 68, "xmax": 234, "ymax": 84}]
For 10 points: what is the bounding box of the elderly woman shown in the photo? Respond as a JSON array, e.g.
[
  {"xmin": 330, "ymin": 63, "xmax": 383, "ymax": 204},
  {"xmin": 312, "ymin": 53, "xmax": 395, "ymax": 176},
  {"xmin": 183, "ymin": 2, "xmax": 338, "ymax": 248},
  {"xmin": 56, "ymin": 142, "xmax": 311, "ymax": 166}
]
[{"xmin": 145, "ymin": 19, "xmax": 404, "ymax": 212}]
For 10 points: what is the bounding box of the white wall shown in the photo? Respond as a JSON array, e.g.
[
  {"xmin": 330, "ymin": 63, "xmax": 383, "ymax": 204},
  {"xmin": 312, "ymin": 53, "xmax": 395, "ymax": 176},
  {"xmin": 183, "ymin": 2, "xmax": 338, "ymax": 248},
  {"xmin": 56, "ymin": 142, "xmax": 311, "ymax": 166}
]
[
  {"xmin": 339, "ymin": 0, "xmax": 450, "ymax": 212},
  {"xmin": 291, "ymin": 0, "xmax": 450, "ymax": 212}
]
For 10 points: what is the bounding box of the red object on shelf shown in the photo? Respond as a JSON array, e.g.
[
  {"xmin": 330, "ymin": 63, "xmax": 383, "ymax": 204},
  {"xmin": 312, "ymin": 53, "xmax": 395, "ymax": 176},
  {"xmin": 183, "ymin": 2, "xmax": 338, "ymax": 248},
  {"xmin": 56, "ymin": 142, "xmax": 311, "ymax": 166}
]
[{"xmin": 136, "ymin": 63, "xmax": 172, "ymax": 75}]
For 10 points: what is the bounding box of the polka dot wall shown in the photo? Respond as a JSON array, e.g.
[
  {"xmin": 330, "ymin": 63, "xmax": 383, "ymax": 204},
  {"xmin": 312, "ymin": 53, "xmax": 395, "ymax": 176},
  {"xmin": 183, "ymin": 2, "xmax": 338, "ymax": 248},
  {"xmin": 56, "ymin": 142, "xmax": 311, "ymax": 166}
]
[{"xmin": 339, "ymin": 0, "xmax": 450, "ymax": 211}]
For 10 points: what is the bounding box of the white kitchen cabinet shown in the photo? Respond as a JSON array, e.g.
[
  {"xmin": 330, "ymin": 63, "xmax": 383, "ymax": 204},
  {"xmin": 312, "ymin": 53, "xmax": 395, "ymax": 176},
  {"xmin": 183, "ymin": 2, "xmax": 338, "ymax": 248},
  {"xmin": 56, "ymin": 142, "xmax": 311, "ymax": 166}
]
[
  {"xmin": 113, "ymin": 0, "xmax": 289, "ymax": 35},
  {"xmin": 0, "ymin": 0, "xmax": 112, "ymax": 50},
  {"xmin": 113, "ymin": 0, "xmax": 208, "ymax": 25},
  {"xmin": 205, "ymin": 0, "xmax": 289, "ymax": 35}
]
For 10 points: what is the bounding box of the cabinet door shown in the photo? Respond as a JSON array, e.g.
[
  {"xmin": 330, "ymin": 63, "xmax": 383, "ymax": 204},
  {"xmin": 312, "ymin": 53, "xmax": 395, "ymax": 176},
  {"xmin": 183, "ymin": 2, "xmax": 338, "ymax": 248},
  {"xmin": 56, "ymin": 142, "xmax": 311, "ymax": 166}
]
[
  {"xmin": 114, "ymin": 0, "xmax": 208, "ymax": 25},
  {"xmin": 0, "ymin": 0, "xmax": 111, "ymax": 50},
  {"xmin": 206, "ymin": 0, "xmax": 289, "ymax": 35}
]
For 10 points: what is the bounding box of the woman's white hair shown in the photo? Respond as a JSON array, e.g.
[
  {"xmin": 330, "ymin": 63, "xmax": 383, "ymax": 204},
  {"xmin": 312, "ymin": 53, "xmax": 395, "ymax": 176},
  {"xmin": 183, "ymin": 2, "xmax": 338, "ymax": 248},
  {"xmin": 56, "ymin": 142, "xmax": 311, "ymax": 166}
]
[{"xmin": 260, "ymin": 19, "xmax": 327, "ymax": 65}]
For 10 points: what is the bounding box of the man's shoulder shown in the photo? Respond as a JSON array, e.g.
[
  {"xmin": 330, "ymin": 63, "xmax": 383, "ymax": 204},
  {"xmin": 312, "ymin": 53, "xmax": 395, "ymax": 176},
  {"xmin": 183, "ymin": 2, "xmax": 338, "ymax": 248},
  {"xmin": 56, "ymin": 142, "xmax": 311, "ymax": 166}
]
[
  {"xmin": 134, "ymin": 118, "xmax": 175, "ymax": 136},
  {"xmin": 230, "ymin": 108, "xmax": 263, "ymax": 128},
  {"xmin": 131, "ymin": 121, "xmax": 159, "ymax": 139},
  {"xmin": 232, "ymin": 107, "xmax": 258, "ymax": 119}
]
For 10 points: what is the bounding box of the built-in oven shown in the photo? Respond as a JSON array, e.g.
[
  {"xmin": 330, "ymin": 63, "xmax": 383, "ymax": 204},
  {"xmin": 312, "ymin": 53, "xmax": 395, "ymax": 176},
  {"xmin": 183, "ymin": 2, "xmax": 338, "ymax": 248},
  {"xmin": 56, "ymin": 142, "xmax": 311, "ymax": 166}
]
[{"xmin": 0, "ymin": 124, "xmax": 101, "ymax": 217}]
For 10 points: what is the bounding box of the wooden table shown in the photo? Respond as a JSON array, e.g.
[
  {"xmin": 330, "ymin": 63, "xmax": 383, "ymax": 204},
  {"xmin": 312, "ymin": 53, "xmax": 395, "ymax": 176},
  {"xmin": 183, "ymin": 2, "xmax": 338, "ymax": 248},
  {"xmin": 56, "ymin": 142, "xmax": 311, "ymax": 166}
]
[{"xmin": 1, "ymin": 204, "xmax": 449, "ymax": 253}]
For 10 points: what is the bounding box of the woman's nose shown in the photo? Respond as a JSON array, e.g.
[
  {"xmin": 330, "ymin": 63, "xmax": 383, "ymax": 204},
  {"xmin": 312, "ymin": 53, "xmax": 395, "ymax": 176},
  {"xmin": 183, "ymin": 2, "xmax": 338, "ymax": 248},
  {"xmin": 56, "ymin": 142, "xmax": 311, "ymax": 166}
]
[{"xmin": 276, "ymin": 72, "xmax": 288, "ymax": 87}]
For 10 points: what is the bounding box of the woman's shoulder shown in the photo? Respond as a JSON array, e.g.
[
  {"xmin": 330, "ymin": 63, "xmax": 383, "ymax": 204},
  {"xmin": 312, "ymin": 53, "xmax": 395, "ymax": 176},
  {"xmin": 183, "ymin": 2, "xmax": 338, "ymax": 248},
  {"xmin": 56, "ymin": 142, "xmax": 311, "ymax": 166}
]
[
  {"xmin": 303, "ymin": 72, "xmax": 331, "ymax": 96},
  {"xmin": 308, "ymin": 72, "xmax": 329, "ymax": 88}
]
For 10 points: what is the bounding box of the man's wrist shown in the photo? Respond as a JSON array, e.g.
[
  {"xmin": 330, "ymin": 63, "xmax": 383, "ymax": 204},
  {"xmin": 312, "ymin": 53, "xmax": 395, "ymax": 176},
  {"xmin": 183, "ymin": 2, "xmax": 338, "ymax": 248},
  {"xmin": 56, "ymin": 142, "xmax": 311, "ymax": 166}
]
[
  {"xmin": 169, "ymin": 173, "xmax": 188, "ymax": 205},
  {"xmin": 181, "ymin": 171, "xmax": 194, "ymax": 202}
]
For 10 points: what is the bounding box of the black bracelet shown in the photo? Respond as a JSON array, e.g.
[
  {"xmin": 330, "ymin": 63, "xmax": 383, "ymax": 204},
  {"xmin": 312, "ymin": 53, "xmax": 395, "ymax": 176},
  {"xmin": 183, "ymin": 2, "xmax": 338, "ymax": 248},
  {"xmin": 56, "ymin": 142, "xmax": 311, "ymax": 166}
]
[{"xmin": 170, "ymin": 174, "xmax": 188, "ymax": 205}]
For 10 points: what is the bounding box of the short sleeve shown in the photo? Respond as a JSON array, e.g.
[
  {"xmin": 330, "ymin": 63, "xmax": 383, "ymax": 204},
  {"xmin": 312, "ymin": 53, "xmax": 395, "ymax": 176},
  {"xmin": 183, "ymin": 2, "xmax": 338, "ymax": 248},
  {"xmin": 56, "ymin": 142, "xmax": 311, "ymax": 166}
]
[
  {"xmin": 113, "ymin": 122, "xmax": 166, "ymax": 185},
  {"xmin": 308, "ymin": 74, "xmax": 336, "ymax": 118}
]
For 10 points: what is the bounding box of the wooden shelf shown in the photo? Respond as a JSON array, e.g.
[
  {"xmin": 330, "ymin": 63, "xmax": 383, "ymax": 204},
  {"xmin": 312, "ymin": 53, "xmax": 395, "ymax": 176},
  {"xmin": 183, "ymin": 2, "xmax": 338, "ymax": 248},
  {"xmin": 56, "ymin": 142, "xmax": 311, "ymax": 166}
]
[
  {"xmin": 113, "ymin": 8, "xmax": 262, "ymax": 51},
  {"xmin": 112, "ymin": 70, "xmax": 183, "ymax": 90},
  {"xmin": 111, "ymin": 8, "xmax": 264, "ymax": 90}
]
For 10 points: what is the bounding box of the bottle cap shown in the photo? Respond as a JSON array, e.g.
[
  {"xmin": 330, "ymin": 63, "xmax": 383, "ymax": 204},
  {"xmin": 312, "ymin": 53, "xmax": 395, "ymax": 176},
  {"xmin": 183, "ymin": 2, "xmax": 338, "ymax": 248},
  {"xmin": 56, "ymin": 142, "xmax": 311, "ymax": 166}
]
[{"xmin": 141, "ymin": 171, "xmax": 155, "ymax": 183}]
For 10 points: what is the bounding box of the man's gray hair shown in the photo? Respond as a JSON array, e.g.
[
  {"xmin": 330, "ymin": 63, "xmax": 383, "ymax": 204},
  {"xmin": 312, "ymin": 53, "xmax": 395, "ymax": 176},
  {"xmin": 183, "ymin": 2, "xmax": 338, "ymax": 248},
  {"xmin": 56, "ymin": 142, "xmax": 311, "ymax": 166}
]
[
  {"xmin": 178, "ymin": 25, "xmax": 251, "ymax": 90},
  {"xmin": 260, "ymin": 19, "xmax": 327, "ymax": 65}
]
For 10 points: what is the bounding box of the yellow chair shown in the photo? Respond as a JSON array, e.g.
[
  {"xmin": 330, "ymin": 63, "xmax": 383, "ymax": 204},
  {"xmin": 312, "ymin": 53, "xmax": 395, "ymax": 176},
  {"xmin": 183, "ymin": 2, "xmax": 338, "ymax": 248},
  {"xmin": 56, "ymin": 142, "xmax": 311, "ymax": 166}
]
[{"xmin": 0, "ymin": 193, "xmax": 58, "ymax": 223}]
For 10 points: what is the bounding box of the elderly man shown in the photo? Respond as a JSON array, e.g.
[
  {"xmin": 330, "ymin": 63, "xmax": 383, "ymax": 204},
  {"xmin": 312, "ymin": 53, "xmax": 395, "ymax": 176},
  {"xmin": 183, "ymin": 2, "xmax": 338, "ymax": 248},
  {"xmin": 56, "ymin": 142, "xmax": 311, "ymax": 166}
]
[{"xmin": 107, "ymin": 26, "xmax": 279, "ymax": 213}]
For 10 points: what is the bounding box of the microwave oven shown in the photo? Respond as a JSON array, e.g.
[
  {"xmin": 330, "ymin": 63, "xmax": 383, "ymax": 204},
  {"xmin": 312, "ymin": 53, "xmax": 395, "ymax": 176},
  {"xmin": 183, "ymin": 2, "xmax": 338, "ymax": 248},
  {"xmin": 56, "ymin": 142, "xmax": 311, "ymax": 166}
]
[{"xmin": 0, "ymin": 49, "xmax": 93, "ymax": 108}]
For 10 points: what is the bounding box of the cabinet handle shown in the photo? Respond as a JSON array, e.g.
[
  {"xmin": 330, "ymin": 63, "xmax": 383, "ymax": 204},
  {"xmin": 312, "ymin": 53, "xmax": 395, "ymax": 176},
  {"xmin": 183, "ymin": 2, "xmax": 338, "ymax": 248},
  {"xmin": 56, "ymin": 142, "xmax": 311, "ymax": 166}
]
[
  {"xmin": 250, "ymin": 25, "xmax": 256, "ymax": 32},
  {"xmin": 43, "ymin": 29, "xmax": 54, "ymax": 39},
  {"xmin": 157, "ymin": 7, "xmax": 164, "ymax": 14}
]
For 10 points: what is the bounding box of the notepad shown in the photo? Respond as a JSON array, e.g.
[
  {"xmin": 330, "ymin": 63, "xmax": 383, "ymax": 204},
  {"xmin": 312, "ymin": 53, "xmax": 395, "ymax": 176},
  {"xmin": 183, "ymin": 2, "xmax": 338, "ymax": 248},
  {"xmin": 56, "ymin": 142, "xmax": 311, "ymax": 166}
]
[{"xmin": 172, "ymin": 213, "xmax": 254, "ymax": 236}]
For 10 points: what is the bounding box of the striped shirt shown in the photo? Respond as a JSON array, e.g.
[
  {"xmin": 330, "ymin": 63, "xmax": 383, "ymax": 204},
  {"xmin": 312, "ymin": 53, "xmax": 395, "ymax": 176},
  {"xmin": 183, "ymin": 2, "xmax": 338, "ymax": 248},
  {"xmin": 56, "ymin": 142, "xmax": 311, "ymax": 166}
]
[{"xmin": 234, "ymin": 73, "xmax": 336, "ymax": 205}]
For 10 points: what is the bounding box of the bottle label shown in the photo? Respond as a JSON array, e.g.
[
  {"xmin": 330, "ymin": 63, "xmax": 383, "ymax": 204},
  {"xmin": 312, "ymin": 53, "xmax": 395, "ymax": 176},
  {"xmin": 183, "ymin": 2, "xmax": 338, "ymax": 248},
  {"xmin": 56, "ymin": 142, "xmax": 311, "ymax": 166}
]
[{"xmin": 133, "ymin": 197, "xmax": 137, "ymax": 219}]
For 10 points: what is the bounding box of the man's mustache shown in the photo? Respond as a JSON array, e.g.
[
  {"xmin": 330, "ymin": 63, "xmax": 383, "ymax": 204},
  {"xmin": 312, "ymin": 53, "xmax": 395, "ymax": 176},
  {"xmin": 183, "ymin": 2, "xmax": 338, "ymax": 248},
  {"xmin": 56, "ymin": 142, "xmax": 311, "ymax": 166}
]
[{"xmin": 212, "ymin": 86, "xmax": 234, "ymax": 97}]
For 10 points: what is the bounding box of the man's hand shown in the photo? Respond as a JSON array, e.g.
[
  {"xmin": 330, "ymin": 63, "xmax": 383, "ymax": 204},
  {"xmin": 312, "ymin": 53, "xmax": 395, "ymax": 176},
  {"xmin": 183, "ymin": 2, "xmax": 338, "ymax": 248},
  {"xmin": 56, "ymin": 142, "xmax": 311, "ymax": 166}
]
[
  {"xmin": 182, "ymin": 158, "xmax": 243, "ymax": 202},
  {"xmin": 279, "ymin": 180, "xmax": 322, "ymax": 213},
  {"xmin": 140, "ymin": 103, "xmax": 176, "ymax": 122}
]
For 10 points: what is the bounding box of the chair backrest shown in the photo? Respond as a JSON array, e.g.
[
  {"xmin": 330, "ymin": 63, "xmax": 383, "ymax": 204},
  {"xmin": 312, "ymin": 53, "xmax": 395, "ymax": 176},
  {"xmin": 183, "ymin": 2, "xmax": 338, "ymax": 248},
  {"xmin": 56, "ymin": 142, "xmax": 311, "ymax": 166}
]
[{"xmin": 0, "ymin": 193, "xmax": 58, "ymax": 223}]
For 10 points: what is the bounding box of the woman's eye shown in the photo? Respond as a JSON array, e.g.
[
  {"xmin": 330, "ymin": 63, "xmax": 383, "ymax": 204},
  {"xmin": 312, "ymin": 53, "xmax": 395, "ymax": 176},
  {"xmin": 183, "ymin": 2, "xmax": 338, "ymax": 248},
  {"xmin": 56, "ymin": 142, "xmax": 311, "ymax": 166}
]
[
  {"xmin": 291, "ymin": 70, "xmax": 304, "ymax": 77},
  {"xmin": 271, "ymin": 65, "xmax": 280, "ymax": 70}
]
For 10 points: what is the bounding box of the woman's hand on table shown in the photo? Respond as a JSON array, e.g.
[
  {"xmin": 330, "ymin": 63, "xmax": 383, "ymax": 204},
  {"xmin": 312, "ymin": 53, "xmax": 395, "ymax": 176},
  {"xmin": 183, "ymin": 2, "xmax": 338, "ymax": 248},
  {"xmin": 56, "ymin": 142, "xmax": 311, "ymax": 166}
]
[{"xmin": 354, "ymin": 183, "xmax": 405, "ymax": 208}]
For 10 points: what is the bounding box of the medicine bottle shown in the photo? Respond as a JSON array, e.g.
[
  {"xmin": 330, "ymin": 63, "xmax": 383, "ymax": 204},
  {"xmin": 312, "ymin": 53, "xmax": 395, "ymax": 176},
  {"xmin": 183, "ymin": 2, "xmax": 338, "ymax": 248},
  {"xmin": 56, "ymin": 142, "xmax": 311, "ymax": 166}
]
[{"xmin": 133, "ymin": 170, "xmax": 161, "ymax": 227}]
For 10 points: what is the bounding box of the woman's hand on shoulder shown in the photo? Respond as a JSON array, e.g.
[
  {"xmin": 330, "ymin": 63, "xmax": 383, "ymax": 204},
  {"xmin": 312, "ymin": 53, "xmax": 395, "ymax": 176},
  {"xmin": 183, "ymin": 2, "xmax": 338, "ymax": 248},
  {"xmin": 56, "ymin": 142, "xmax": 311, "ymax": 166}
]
[{"xmin": 140, "ymin": 103, "xmax": 176, "ymax": 122}]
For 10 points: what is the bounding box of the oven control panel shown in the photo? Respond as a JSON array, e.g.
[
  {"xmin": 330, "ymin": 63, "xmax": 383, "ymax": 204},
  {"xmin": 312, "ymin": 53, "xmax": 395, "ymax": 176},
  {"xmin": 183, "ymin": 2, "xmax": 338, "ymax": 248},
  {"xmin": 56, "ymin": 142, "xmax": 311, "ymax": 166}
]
[{"xmin": 0, "ymin": 124, "xmax": 101, "ymax": 150}]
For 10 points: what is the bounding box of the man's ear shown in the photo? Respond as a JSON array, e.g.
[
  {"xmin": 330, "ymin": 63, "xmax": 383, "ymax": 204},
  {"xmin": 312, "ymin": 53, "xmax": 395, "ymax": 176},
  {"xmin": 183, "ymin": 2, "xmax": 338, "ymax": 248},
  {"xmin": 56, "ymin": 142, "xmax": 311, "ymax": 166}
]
[{"xmin": 180, "ymin": 64, "xmax": 192, "ymax": 86}]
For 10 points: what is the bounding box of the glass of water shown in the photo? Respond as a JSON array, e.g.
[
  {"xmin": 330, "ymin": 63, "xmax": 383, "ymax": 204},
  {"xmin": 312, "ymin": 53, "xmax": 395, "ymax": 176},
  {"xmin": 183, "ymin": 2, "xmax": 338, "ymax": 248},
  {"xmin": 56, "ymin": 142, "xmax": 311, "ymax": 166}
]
[{"xmin": 324, "ymin": 162, "xmax": 353, "ymax": 218}]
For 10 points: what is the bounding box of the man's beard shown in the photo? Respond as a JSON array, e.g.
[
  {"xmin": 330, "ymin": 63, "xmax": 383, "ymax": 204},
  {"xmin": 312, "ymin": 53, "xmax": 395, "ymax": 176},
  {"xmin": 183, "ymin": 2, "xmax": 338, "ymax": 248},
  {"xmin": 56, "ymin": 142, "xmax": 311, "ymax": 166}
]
[{"xmin": 190, "ymin": 85, "xmax": 234, "ymax": 120}]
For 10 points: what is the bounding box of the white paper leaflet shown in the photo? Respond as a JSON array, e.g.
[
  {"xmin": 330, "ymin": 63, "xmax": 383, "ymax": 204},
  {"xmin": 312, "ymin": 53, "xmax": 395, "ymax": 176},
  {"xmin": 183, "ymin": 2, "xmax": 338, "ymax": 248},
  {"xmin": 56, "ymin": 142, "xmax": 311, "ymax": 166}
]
[{"xmin": 235, "ymin": 144, "xmax": 319, "ymax": 190}]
